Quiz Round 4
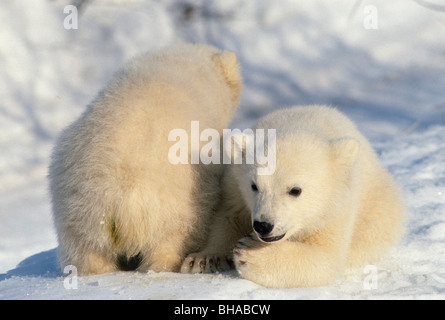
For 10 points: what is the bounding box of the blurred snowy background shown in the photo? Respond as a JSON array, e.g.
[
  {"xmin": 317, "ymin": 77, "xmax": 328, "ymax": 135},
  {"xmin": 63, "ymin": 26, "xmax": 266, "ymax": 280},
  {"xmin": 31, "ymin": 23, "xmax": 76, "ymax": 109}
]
[{"xmin": 0, "ymin": 0, "xmax": 444, "ymax": 299}]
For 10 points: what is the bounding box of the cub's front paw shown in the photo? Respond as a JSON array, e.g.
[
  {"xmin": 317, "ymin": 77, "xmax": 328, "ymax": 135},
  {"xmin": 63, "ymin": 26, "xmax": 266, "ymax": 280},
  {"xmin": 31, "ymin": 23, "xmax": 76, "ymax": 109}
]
[
  {"xmin": 233, "ymin": 234, "xmax": 263, "ymax": 270},
  {"xmin": 233, "ymin": 233, "xmax": 273, "ymax": 281},
  {"xmin": 180, "ymin": 252, "xmax": 234, "ymax": 274}
]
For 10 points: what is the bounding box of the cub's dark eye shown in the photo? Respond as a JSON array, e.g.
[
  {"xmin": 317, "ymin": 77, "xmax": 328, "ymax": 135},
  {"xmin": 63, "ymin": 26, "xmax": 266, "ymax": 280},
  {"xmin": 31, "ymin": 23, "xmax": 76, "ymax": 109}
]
[
  {"xmin": 289, "ymin": 187, "xmax": 302, "ymax": 197},
  {"xmin": 251, "ymin": 182, "xmax": 258, "ymax": 192}
]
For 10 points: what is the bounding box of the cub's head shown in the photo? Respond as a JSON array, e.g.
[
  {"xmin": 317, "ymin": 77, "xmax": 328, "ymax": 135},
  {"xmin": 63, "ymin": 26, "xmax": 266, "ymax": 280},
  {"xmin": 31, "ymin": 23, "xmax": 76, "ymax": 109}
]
[{"xmin": 228, "ymin": 132, "xmax": 359, "ymax": 243}]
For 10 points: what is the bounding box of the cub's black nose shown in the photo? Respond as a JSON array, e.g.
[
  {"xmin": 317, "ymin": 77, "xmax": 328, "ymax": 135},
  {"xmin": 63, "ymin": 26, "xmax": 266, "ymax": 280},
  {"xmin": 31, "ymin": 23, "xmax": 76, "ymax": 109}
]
[{"xmin": 253, "ymin": 220, "xmax": 274, "ymax": 236}]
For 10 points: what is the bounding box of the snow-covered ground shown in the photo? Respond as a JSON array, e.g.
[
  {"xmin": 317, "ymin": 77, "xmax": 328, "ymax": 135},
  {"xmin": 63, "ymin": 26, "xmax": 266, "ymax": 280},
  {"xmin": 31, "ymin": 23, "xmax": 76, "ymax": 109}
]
[{"xmin": 0, "ymin": 0, "xmax": 444, "ymax": 299}]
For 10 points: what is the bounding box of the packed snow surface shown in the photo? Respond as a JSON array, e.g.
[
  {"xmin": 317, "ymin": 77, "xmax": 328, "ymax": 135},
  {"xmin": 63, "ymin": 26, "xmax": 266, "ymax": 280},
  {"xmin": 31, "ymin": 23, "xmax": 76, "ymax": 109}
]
[{"xmin": 1, "ymin": 0, "xmax": 444, "ymax": 299}]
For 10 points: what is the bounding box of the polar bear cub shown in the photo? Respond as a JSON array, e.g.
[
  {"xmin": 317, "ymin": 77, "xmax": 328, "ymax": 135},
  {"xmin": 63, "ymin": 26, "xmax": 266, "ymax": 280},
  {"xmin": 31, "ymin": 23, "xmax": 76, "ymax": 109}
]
[
  {"xmin": 181, "ymin": 105, "xmax": 404, "ymax": 288},
  {"xmin": 49, "ymin": 44, "xmax": 242, "ymax": 275}
]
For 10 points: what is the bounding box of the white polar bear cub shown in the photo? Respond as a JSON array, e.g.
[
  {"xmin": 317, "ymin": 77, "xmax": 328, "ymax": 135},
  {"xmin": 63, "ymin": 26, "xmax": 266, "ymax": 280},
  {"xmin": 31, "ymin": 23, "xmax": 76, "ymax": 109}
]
[
  {"xmin": 181, "ymin": 105, "xmax": 404, "ymax": 288},
  {"xmin": 49, "ymin": 44, "xmax": 242, "ymax": 275}
]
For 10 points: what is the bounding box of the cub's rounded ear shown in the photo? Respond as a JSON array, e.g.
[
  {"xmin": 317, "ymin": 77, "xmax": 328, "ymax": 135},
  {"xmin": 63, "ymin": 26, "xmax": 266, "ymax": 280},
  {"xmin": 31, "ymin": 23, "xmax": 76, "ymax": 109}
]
[
  {"xmin": 330, "ymin": 137, "xmax": 360, "ymax": 167},
  {"xmin": 212, "ymin": 50, "xmax": 242, "ymax": 103},
  {"xmin": 223, "ymin": 132, "xmax": 254, "ymax": 164}
]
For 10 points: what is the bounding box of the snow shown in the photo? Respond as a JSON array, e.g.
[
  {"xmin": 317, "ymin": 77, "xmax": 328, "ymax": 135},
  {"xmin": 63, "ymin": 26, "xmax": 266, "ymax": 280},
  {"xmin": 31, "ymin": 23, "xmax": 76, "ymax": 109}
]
[{"xmin": 0, "ymin": 0, "xmax": 444, "ymax": 300}]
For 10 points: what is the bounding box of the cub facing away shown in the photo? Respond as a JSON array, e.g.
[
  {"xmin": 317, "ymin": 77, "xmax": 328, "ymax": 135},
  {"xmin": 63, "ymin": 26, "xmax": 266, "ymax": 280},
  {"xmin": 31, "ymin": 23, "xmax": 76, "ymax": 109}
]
[{"xmin": 49, "ymin": 44, "xmax": 242, "ymax": 275}]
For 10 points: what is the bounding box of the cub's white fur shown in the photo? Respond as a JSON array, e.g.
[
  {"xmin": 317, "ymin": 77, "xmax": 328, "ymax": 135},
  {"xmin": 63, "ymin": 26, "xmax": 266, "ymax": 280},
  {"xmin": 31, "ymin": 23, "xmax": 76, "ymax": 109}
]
[
  {"xmin": 49, "ymin": 44, "xmax": 242, "ymax": 275},
  {"xmin": 182, "ymin": 105, "xmax": 404, "ymax": 288}
]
